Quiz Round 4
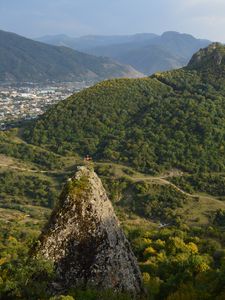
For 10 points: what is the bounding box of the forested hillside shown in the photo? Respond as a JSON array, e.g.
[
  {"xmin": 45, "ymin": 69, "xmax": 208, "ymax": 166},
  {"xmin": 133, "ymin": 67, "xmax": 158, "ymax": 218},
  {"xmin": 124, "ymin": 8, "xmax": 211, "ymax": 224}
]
[{"xmin": 25, "ymin": 43, "xmax": 225, "ymax": 174}]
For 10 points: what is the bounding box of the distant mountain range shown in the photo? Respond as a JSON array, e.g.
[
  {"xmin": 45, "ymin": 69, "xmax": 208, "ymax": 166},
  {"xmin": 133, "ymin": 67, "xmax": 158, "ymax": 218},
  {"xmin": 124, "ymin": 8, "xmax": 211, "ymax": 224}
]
[
  {"xmin": 36, "ymin": 33, "xmax": 158, "ymax": 51},
  {"xmin": 0, "ymin": 30, "xmax": 141, "ymax": 84},
  {"xmin": 37, "ymin": 31, "xmax": 211, "ymax": 75}
]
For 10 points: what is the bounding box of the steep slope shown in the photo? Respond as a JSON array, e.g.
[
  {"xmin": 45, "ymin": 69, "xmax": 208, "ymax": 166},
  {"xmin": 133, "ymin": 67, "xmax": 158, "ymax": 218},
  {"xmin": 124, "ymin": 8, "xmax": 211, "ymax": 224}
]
[
  {"xmin": 24, "ymin": 44, "xmax": 225, "ymax": 174},
  {"xmin": 0, "ymin": 30, "xmax": 141, "ymax": 84},
  {"xmin": 36, "ymin": 166, "xmax": 143, "ymax": 294}
]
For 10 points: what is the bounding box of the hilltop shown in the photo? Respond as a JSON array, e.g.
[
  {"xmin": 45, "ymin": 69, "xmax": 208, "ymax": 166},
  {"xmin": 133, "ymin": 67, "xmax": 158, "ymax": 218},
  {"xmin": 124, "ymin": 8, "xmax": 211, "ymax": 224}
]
[{"xmin": 0, "ymin": 29, "xmax": 141, "ymax": 84}]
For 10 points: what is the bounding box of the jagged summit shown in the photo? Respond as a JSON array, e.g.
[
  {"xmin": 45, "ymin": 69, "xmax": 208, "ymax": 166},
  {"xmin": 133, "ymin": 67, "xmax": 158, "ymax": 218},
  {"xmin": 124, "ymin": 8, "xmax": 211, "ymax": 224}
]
[
  {"xmin": 36, "ymin": 166, "xmax": 143, "ymax": 295},
  {"xmin": 187, "ymin": 42, "xmax": 225, "ymax": 70}
]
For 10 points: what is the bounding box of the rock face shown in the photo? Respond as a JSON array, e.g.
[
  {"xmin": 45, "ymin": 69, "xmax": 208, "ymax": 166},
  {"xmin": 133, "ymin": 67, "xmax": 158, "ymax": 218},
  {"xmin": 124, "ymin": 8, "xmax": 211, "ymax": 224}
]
[
  {"xmin": 37, "ymin": 166, "xmax": 143, "ymax": 295},
  {"xmin": 187, "ymin": 42, "xmax": 225, "ymax": 70}
]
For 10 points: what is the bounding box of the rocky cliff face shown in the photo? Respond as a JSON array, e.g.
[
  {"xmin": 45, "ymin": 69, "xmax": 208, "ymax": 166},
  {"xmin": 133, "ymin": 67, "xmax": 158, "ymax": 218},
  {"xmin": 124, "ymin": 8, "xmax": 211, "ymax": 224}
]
[
  {"xmin": 36, "ymin": 166, "xmax": 143, "ymax": 295},
  {"xmin": 187, "ymin": 42, "xmax": 225, "ymax": 70}
]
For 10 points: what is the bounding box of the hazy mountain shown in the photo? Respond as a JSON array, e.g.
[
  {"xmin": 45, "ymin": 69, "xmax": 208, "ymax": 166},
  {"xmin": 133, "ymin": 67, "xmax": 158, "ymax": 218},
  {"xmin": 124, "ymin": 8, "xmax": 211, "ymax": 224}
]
[
  {"xmin": 0, "ymin": 30, "xmax": 142, "ymax": 84},
  {"xmin": 36, "ymin": 33, "xmax": 158, "ymax": 51},
  {"xmin": 101, "ymin": 43, "xmax": 186, "ymax": 75},
  {"xmin": 87, "ymin": 31, "xmax": 212, "ymax": 74},
  {"xmin": 37, "ymin": 31, "xmax": 211, "ymax": 75}
]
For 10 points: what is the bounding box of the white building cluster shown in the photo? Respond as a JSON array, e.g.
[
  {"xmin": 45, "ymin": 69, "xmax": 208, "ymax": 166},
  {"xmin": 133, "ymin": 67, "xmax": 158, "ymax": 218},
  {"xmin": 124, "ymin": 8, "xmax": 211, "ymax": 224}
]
[{"xmin": 0, "ymin": 82, "xmax": 91, "ymax": 129}]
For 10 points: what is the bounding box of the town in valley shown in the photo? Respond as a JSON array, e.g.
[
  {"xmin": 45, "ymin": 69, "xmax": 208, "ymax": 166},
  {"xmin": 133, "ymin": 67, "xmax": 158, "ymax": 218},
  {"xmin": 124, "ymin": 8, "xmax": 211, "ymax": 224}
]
[{"xmin": 0, "ymin": 81, "xmax": 92, "ymax": 130}]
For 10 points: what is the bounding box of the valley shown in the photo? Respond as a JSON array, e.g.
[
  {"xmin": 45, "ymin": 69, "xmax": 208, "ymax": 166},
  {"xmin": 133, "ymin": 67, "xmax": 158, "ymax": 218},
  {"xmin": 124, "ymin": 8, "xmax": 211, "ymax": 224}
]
[
  {"xmin": 0, "ymin": 43, "xmax": 225, "ymax": 299},
  {"xmin": 0, "ymin": 133, "xmax": 225, "ymax": 299}
]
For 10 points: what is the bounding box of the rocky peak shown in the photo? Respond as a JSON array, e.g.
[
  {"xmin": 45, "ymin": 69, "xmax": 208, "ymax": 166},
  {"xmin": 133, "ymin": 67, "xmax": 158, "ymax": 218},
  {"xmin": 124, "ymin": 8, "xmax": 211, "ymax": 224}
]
[
  {"xmin": 36, "ymin": 166, "xmax": 143, "ymax": 295},
  {"xmin": 187, "ymin": 42, "xmax": 225, "ymax": 70}
]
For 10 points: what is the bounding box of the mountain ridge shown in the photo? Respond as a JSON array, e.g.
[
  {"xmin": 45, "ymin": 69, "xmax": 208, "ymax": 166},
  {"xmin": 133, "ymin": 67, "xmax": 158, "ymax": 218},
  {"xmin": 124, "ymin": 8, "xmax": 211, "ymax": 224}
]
[
  {"xmin": 37, "ymin": 31, "xmax": 211, "ymax": 75},
  {"xmin": 0, "ymin": 29, "xmax": 142, "ymax": 84},
  {"xmin": 36, "ymin": 32, "xmax": 158, "ymax": 50}
]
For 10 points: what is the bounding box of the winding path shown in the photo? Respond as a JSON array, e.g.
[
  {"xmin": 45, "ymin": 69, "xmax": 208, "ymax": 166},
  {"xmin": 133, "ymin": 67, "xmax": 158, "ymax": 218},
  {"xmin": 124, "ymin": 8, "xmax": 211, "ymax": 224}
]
[{"xmin": 0, "ymin": 161, "xmax": 219, "ymax": 202}]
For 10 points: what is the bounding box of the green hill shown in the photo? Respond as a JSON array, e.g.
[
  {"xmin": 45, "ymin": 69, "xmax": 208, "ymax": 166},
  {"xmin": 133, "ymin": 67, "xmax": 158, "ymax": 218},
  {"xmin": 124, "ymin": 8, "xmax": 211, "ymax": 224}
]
[
  {"xmin": 24, "ymin": 43, "xmax": 225, "ymax": 174},
  {"xmin": 0, "ymin": 29, "xmax": 141, "ymax": 84}
]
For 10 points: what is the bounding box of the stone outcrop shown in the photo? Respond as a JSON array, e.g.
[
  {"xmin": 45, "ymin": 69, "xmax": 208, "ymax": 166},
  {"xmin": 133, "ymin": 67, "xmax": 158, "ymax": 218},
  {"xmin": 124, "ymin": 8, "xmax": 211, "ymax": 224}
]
[
  {"xmin": 187, "ymin": 42, "xmax": 225, "ymax": 69},
  {"xmin": 36, "ymin": 166, "xmax": 143, "ymax": 295}
]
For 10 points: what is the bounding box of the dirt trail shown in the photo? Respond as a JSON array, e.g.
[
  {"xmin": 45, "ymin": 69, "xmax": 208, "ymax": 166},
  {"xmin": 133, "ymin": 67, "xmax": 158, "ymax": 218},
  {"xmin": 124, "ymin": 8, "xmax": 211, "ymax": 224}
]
[
  {"xmin": 0, "ymin": 160, "xmax": 218, "ymax": 202},
  {"xmin": 96, "ymin": 161, "xmax": 198, "ymax": 198},
  {"xmin": 133, "ymin": 175, "xmax": 194, "ymax": 197},
  {"xmin": 132, "ymin": 175, "xmax": 221, "ymax": 202}
]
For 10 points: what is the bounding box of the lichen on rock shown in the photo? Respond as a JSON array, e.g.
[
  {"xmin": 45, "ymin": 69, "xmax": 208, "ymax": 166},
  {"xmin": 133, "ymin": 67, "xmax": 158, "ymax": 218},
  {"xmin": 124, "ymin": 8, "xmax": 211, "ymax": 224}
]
[{"xmin": 36, "ymin": 166, "xmax": 143, "ymax": 296}]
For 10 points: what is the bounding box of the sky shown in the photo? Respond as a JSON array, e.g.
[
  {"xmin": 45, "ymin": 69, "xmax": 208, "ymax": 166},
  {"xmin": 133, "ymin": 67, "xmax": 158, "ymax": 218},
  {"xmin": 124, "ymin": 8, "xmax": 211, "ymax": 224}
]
[{"xmin": 0, "ymin": 0, "xmax": 224, "ymax": 42}]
